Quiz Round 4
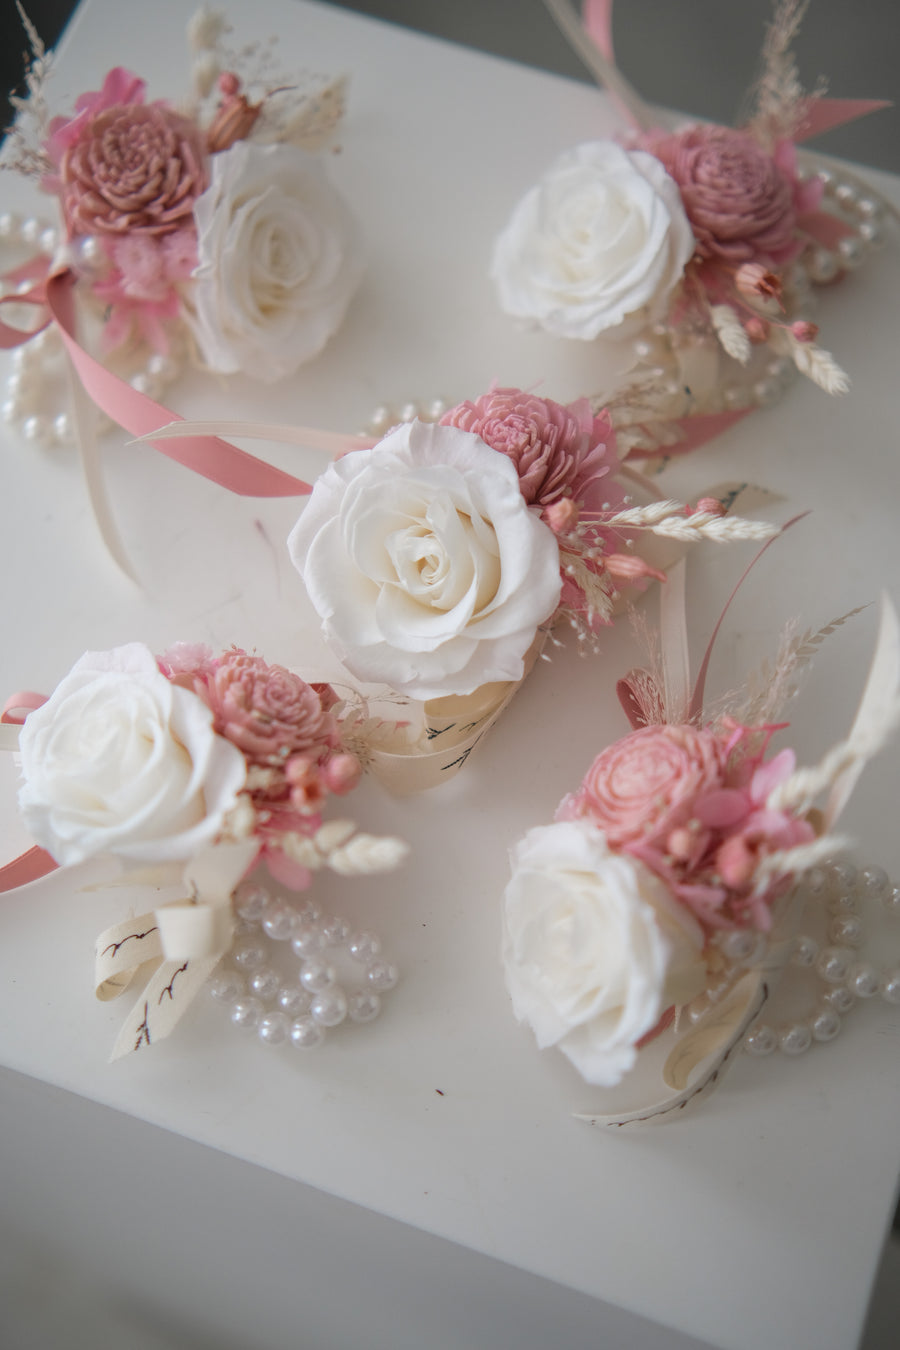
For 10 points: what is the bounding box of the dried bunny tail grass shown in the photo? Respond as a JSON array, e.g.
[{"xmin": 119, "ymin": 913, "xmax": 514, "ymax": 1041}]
[
  {"xmin": 753, "ymin": 833, "xmax": 854, "ymax": 887},
  {"xmin": 710, "ymin": 305, "xmax": 752, "ymax": 365},
  {"xmin": 789, "ymin": 339, "xmax": 851, "ymax": 396},
  {"xmin": 281, "ymin": 819, "xmax": 408, "ymax": 874},
  {"xmin": 731, "ymin": 606, "xmax": 870, "ymax": 726},
  {"xmin": 600, "ymin": 500, "xmax": 777, "ymax": 543}
]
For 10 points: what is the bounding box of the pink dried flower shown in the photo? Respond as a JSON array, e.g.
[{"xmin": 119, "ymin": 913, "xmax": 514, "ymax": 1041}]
[
  {"xmin": 734, "ymin": 262, "xmax": 783, "ymax": 302},
  {"xmin": 688, "ymin": 497, "xmax": 727, "ymax": 518},
  {"xmin": 744, "ymin": 316, "xmax": 771, "ymax": 344},
  {"xmin": 205, "ymin": 653, "xmax": 338, "ymax": 767},
  {"xmin": 157, "ymin": 642, "xmax": 217, "ymax": 681},
  {"xmin": 543, "ymin": 497, "xmax": 580, "ymax": 535},
  {"xmin": 642, "ymin": 125, "xmax": 801, "ymax": 267},
  {"xmin": 206, "ymin": 93, "xmax": 262, "ymax": 154},
  {"xmin": 791, "ymin": 319, "xmax": 819, "ymax": 343},
  {"xmin": 559, "ymin": 724, "xmax": 725, "ymax": 850},
  {"xmin": 285, "ymin": 755, "xmax": 328, "ymax": 812},
  {"xmin": 57, "ymin": 100, "xmax": 207, "ymax": 238},
  {"xmin": 45, "ymin": 67, "xmax": 146, "ymax": 167},
  {"xmin": 322, "ymin": 753, "xmax": 362, "ymax": 795},
  {"xmin": 441, "ymin": 388, "xmax": 619, "ymax": 511}
]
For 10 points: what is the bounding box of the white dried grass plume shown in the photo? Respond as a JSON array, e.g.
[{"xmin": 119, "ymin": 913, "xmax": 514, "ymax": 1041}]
[
  {"xmin": 790, "ymin": 337, "xmax": 850, "ymax": 395},
  {"xmin": 710, "ymin": 305, "xmax": 752, "ymax": 365},
  {"xmin": 604, "ymin": 500, "xmax": 777, "ymax": 543},
  {"xmin": 188, "ymin": 5, "xmax": 230, "ymax": 53},
  {"xmin": 328, "ymin": 833, "xmax": 409, "ymax": 876},
  {"xmin": 753, "ymin": 835, "xmax": 853, "ymax": 887}
]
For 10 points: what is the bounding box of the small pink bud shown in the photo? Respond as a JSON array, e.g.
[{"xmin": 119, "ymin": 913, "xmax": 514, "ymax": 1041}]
[
  {"xmin": 790, "ymin": 319, "xmax": 819, "ymax": 344},
  {"xmin": 743, "ymin": 316, "xmax": 770, "ymax": 344},
  {"xmin": 692, "ymin": 497, "xmax": 727, "ymax": 517},
  {"xmin": 604, "ymin": 552, "xmax": 667, "ymax": 584},
  {"xmin": 218, "ymin": 71, "xmax": 241, "ymax": 98},
  {"xmin": 667, "ymin": 827, "xmax": 695, "ymax": 861},
  {"xmin": 543, "ymin": 497, "xmax": 580, "ymax": 535},
  {"xmin": 716, "ymin": 835, "xmax": 756, "ymax": 888},
  {"xmin": 734, "ymin": 263, "xmax": 782, "ymax": 303},
  {"xmin": 322, "ymin": 753, "xmax": 362, "ymax": 796}
]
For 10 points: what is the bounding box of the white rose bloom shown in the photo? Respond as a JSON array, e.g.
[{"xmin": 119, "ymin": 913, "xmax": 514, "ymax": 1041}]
[
  {"xmin": 491, "ymin": 141, "xmax": 695, "ymax": 341},
  {"xmin": 18, "ymin": 644, "xmax": 247, "ymax": 866},
  {"xmin": 502, "ymin": 820, "xmax": 706, "ymax": 1086},
  {"xmin": 189, "ymin": 141, "xmax": 363, "ymax": 382},
  {"xmin": 287, "ymin": 420, "xmax": 561, "ymax": 700}
]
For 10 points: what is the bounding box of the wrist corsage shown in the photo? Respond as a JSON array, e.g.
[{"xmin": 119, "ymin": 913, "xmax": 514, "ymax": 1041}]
[
  {"xmin": 501, "ymin": 559, "xmax": 900, "ymax": 1123},
  {"xmin": 1, "ymin": 4, "xmax": 363, "ymax": 447},
  {"xmin": 492, "ymin": 1, "xmax": 893, "ymax": 458},
  {"xmin": 279, "ymin": 385, "xmax": 776, "ymax": 789},
  {"xmin": 0, "ymin": 641, "xmax": 407, "ymax": 1059}
]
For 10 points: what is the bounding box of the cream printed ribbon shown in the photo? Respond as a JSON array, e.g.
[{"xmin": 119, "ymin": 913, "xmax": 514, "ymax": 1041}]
[{"xmin": 94, "ymin": 839, "xmax": 258, "ymax": 1060}]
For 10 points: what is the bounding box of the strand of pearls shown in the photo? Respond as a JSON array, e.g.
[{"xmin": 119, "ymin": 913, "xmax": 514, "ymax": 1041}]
[
  {"xmin": 208, "ymin": 879, "xmax": 399, "ymax": 1050},
  {"xmin": 743, "ymin": 859, "xmax": 900, "ymax": 1059},
  {"xmin": 0, "ymin": 212, "xmax": 181, "ymax": 447},
  {"xmin": 364, "ymin": 397, "xmax": 447, "ymax": 438}
]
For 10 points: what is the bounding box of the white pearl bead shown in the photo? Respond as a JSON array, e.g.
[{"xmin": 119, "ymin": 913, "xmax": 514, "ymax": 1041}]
[
  {"xmin": 0, "ymin": 211, "xmax": 21, "ymax": 239},
  {"xmin": 5, "ymin": 372, "xmax": 37, "ymax": 404},
  {"xmin": 828, "ymin": 858, "xmax": 858, "ymax": 892},
  {"xmin": 52, "ymin": 412, "xmax": 72, "ymax": 445},
  {"xmin": 815, "ymin": 946, "xmax": 854, "ymax": 984},
  {"xmin": 721, "ymin": 929, "xmax": 765, "ymax": 965},
  {"xmin": 294, "ymin": 898, "xmax": 322, "ymax": 925},
  {"xmin": 291, "ymin": 925, "xmax": 327, "ymax": 958},
  {"xmin": 857, "ymin": 196, "xmax": 881, "ymax": 219},
  {"xmin": 366, "ymin": 960, "xmax": 399, "ymax": 992},
  {"xmin": 277, "ymin": 986, "xmax": 311, "ymax": 1018},
  {"xmin": 234, "ymin": 881, "xmax": 270, "ymax": 922},
  {"xmin": 880, "ymin": 970, "xmax": 900, "ymax": 1005},
  {"xmin": 687, "ymin": 994, "xmax": 709, "ymax": 1024},
  {"xmin": 79, "ymin": 236, "xmax": 103, "ymax": 267},
  {"xmin": 261, "ymin": 904, "xmax": 295, "ymax": 941},
  {"xmin": 319, "ymin": 915, "xmax": 351, "ymax": 946},
  {"xmin": 300, "ymin": 960, "xmax": 337, "ymax": 993},
  {"xmin": 780, "ymin": 1023, "xmax": 812, "ymax": 1055},
  {"xmin": 859, "ymin": 219, "xmax": 882, "ymax": 246},
  {"xmin": 20, "ymin": 217, "xmax": 42, "ymax": 246},
  {"xmin": 290, "ymin": 1016, "xmax": 325, "ymax": 1049},
  {"xmin": 426, "ymin": 398, "xmax": 447, "ymax": 421},
  {"xmin": 232, "ymin": 939, "xmax": 267, "ymax": 971},
  {"xmin": 310, "ymin": 987, "xmax": 348, "ymax": 1027},
  {"xmin": 257, "ymin": 1012, "xmax": 290, "ymax": 1046},
  {"xmin": 884, "ymin": 885, "xmax": 900, "ymax": 915},
  {"xmin": 834, "ymin": 182, "xmax": 859, "ymax": 209},
  {"xmin": 849, "ymin": 962, "xmax": 879, "ymax": 999},
  {"xmin": 790, "ymin": 934, "xmax": 819, "ymax": 967},
  {"xmin": 806, "ymin": 865, "xmax": 830, "ymax": 896},
  {"xmin": 753, "ymin": 378, "xmax": 781, "ymax": 407},
  {"xmin": 146, "ymin": 353, "xmax": 177, "ymax": 381},
  {"xmin": 348, "ymin": 991, "xmax": 381, "ymax": 1023},
  {"xmin": 1, "ymin": 399, "xmax": 24, "ymax": 425},
  {"xmin": 39, "ymin": 227, "xmax": 58, "ymax": 256},
  {"xmin": 828, "ymin": 915, "xmax": 863, "ymax": 947},
  {"xmin": 21, "ymin": 414, "xmax": 53, "ymax": 446},
  {"xmin": 810, "ymin": 1006, "xmax": 842, "ymax": 1042},
  {"xmin": 208, "ymin": 970, "xmax": 245, "ymax": 1004},
  {"xmin": 838, "ymin": 235, "xmax": 865, "ymax": 269},
  {"xmin": 348, "ymin": 931, "xmax": 381, "ymax": 963},
  {"xmin": 367, "ymin": 404, "xmax": 392, "ymax": 436},
  {"xmin": 130, "ymin": 372, "xmax": 155, "ymax": 397},
  {"xmin": 724, "ymin": 385, "xmax": 751, "ymax": 410},
  {"xmin": 399, "ymin": 402, "xmax": 419, "ymax": 423},
  {"xmin": 823, "ymin": 985, "xmax": 856, "ymax": 1015},
  {"xmin": 858, "ymin": 864, "xmax": 890, "ymax": 902},
  {"xmin": 745, "ymin": 1025, "xmax": 778, "ymax": 1056},
  {"xmin": 248, "ymin": 966, "xmax": 282, "ymax": 1001},
  {"xmin": 230, "ymin": 996, "xmax": 264, "ymax": 1030},
  {"xmin": 808, "ymin": 249, "xmax": 839, "ymax": 284}
]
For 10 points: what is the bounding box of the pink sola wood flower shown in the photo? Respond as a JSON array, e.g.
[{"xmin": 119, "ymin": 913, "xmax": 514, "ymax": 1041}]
[
  {"xmin": 639, "ymin": 125, "xmax": 821, "ymax": 270},
  {"xmin": 560, "ymin": 720, "xmax": 815, "ymax": 932},
  {"xmin": 44, "ymin": 67, "xmax": 147, "ymax": 172},
  {"xmin": 440, "ymin": 388, "xmax": 622, "ymax": 517}
]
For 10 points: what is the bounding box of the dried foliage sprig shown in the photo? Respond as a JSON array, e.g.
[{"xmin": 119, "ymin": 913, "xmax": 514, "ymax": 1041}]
[{"xmin": 3, "ymin": 3, "xmax": 55, "ymax": 179}]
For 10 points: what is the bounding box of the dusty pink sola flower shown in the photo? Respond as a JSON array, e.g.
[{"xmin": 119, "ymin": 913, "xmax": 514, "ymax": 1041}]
[
  {"xmin": 642, "ymin": 125, "xmax": 802, "ymax": 267},
  {"xmin": 204, "ymin": 652, "xmax": 338, "ymax": 767},
  {"xmin": 59, "ymin": 101, "xmax": 207, "ymax": 238},
  {"xmin": 560, "ymin": 724, "xmax": 725, "ymax": 851},
  {"xmin": 440, "ymin": 388, "xmax": 618, "ymax": 510}
]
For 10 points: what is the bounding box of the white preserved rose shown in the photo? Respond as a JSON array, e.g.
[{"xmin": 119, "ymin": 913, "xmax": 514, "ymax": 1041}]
[
  {"xmin": 18, "ymin": 644, "xmax": 247, "ymax": 865},
  {"xmin": 287, "ymin": 420, "xmax": 561, "ymax": 700},
  {"xmin": 502, "ymin": 820, "xmax": 706, "ymax": 1086},
  {"xmin": 491, "ymin": 141, "xmax": 694, "ymax": 341},
  {"xmin": 189, "ymin": 140, "xmax": 363, "ymax": 381}
]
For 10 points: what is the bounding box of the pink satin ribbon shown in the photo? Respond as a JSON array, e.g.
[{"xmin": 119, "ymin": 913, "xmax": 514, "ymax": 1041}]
[
  {"xmin": 1, "ymin": 691, "xmax": 48, "ymax": 723},
  {"xmin": 0, "ymin": 694, "xmax": 58, "ymax": 892}
]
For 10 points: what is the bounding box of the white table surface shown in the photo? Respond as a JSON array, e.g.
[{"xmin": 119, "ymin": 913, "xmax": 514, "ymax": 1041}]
[{"xmin": 1, "ymin": 3, "xmax": 899, "ymax": 1348}]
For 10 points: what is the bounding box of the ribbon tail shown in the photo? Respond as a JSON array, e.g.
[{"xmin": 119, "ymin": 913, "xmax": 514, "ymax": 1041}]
[
  {"xmin": 140, "ymin": 419, "xmax": 369, "ymax": 457},
  {"xmin": 108, "ymin": 955, "xmax": 220, "ymax": 1060},
  {"xmin": 64, "ymin": 340, "xmax": 139, "ymax": 583},
  {"xmin": 543, "ymin": 0, "xmax": 654, "ymax": 131},
  {"xmin": 660, "ymin": 558, "xmax": 689, "ymax": 724},
  {"xmin": 0, "ymin": 845, "xmax": 58, "ymax": 892},
  {"xmin": 824, "ymin": 594, "xmax": 900, "ymax": 829}
]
